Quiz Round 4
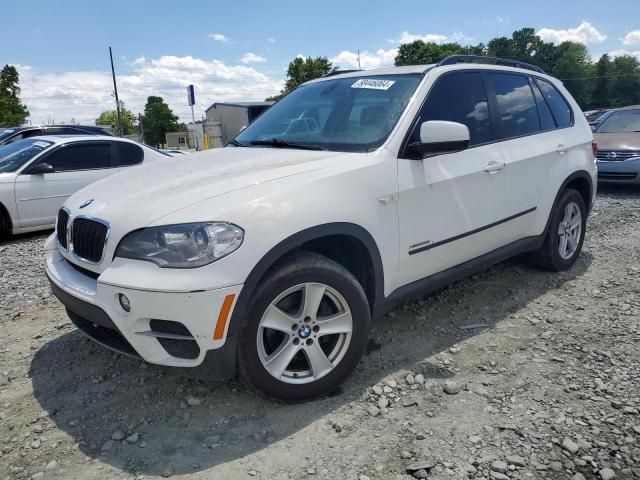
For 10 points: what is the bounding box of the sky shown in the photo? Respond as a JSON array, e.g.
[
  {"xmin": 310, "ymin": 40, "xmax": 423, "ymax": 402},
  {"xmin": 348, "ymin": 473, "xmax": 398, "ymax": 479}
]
[{"xmin": 1, "ymin": 0, "xmax": 639, "ymax": 125}]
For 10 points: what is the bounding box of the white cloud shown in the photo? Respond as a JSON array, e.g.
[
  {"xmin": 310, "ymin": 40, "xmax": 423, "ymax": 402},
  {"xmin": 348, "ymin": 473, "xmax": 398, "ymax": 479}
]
[
  {"xmin": 397, "ymin": 31, "xmax": 448, "ymax": 44},
  {"xmin": 208, "ymin": 33, "xmax": 229, "ymax": 42},
  {"xmin": 609, "ymin": 49, "xmax": 640, "ymax": 60},
  {"xmin": 296, "ymin": 53, "xmax": 305, "ymax": 59},
  {"xmin": 622, "ymin": 30, "xmax": 640, "ymax": 46},
  {"xmin": 240, "ymin": 52, "xmax": 267, "ymax": 64},
  {"xmin": 536, "ymin": 21, "xmax": 607, "ymax": 44},
  {"xmin": 267, "ymin": 37, "xmax": 276, "ymax": 43},
  {"xmin": 387, "ymin": 31, "xmax": 474, "ymax": 45},
  {"xmin": 496, "ymin": 16, "xmax": 505, "ymax": 23},
  {"xmin": 331, "ymin": 48, "xmax": 398, "ymax": 69},
  {"xmin": 17, "ymin": 55, "xmax": 283, "ymax": 124}
]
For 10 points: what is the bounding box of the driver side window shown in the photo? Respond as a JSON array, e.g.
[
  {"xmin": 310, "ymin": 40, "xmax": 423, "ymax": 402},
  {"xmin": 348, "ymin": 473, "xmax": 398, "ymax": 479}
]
[
  {"xmin": 411, "ymin": 72, "xmax": 492, "ymax": 147},
  {"xmin": 37, "ymin": 143, "xmax": 113, "ymax": 172}
]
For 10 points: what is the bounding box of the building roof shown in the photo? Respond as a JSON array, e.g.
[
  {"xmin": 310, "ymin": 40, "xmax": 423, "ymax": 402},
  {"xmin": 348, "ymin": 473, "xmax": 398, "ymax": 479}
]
[{"xmin": 205, "ymin": 101, "xmax": 274, "ymax": 113}]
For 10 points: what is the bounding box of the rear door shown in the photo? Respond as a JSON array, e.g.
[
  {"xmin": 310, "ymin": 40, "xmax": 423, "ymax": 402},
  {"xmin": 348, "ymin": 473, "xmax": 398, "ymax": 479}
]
[
  {"xmin": 486, "ymin": 72, "xmax": 572, "ymax": 241},
  {"xmin": 14, "ymin": 141, "xmax": 115, "ymax": 227}
]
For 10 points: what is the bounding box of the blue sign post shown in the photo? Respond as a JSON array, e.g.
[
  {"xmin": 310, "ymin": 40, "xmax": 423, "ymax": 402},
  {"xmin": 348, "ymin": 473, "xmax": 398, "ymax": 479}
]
[{"xmin": 187, "ymin": 85, "xmax": 198, "ymax": 150}]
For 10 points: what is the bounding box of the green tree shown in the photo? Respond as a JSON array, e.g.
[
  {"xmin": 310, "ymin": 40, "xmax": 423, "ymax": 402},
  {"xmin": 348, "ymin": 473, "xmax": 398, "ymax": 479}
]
[
  {"xmin": 95, "ymin": 108, "xmax": 137, "ymax": 135},
  {"xmin": 609, "ymin": 55, "xmax": 640, "ymax": 107},
  {"xmin": 591, "ymin": 54, "xmax": 612, "ymax": 108},
  {"xmin": 547, "ymin": 42, "xmax": 593, "ymax": 107},
  {"xmin": 0, "ymin": 65, "xmax": 29, "ymax": 127},
  {"xmin": 141, "ymin": 96, "xmax": 179, "ymax": 147},
  {"xmin": 395, "ymin": 41, "xmax": 470, "ymax": 66},
  {"xmin": 266, "ymin": 56, "xmax": 336, "ymax": 101}
]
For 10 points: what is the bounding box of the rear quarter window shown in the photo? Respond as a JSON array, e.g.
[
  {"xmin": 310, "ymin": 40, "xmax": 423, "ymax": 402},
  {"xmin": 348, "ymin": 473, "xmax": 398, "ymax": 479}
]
[{"xmin": 536, "ymin": 79, "xmax": 572, "ymax": 128}]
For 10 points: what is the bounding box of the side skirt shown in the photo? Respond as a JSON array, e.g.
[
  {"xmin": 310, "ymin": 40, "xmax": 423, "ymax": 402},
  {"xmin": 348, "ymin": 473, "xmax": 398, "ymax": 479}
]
[{"xmin": 375, "ymin": 235, "xmax": 544, "ymax": 318}]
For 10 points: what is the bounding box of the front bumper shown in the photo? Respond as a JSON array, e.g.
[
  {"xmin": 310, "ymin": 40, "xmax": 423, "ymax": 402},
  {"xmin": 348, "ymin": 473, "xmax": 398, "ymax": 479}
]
[
  {"xmin": 45, "ymin": 245, "xmax": 243, "ymax": 368},
  {"xmin": 597, "ymin": 158, "xmax": 640, "ymax": 184}
]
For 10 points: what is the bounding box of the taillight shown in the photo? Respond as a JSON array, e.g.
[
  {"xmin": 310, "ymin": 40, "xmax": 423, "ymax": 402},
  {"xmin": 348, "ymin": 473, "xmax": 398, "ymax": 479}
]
[{"xmin": 592, "ymin": 141, "xmax": 598, "ymax": 157}]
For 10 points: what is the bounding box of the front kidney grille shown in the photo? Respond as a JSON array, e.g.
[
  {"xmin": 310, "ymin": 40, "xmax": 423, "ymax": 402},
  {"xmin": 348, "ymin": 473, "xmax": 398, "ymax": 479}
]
[
  {"xmin": 71, "ymin": 218, "xmax": 108, "ymax": 263},
  {"xmin": 56, "ymin": 209, "xmax": 69, "ymax": 249}
]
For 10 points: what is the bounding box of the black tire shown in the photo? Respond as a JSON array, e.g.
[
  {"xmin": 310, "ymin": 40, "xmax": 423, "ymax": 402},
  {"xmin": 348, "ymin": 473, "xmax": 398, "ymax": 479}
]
[
  {"xmin": 238, "ymin": 251, "xmax": 371, "ymax": 402},
  {"xmin": 0, "ymin": 210, "xmax": 9, "ymax": 240},
  {"xmin": 527, "ymin": 188, "xmax": 587, "ymax": 271}
]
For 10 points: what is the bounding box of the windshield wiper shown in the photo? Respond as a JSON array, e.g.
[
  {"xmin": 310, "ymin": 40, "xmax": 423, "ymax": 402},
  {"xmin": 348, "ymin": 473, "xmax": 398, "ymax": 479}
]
[
  {"xmin": 249, "ymin": 138, "xmax": 327, "ymax": 151},
  {"xmin": 229, "ymin": 139, "xmax": 249, "ymax": 147}
]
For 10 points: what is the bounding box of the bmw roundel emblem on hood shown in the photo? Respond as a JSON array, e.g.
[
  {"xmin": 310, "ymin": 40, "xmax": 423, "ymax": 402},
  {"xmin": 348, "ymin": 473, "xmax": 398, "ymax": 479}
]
[{"xmin": 79, "ymin": 199, "xmax": 94, "ymax": 209}]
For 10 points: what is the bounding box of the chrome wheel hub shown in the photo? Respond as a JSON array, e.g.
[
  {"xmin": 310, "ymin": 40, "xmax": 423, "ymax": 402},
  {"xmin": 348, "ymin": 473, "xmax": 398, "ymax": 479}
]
[
  {"xmin": 557, "ymin": 202, "xmax": 582, "ymax": 260},
  {"xmin": 257, "ymin": 282, "xmax": 353, "ymax": 385}
]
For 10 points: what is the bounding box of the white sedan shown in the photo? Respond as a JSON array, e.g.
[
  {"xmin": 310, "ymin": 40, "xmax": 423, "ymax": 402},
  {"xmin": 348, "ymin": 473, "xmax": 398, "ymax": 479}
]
[{"xmin": 0, "ymin": 136, "xmax": 169, "ymax": 236}]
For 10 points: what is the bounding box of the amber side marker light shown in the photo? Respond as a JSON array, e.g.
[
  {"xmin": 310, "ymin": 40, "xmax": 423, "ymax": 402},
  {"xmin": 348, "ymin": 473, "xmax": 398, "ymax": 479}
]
[{"xmin": 213, "ymin": 294, "xmax": 235, "ymax": 340}]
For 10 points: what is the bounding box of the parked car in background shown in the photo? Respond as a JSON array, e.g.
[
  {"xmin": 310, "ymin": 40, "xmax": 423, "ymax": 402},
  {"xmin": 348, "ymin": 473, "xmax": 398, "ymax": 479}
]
[
  {"xmin": 593, "ymin": 105, "xmax": 640, "ymax": 184},
  {"xmin": 586, "ymin": 109, "xmax": 614, "ymax": 131},
  {"xmin": 0, "ymin": 136, "xmax": 170, "ymax": 236},
  {"xmin": 46, "ymin": 56, "xmax": 596, "ymax": 401},
  {"xmin": 0, "ymin": 125, "xmax": 111, "ymax": 146}
]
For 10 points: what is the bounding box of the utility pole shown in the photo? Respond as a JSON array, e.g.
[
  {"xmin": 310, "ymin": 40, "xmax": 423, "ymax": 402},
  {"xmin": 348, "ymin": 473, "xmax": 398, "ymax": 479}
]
[
  {"xmin": 357, "ymin": 49, "xmax": 361, "ymax": 70},
  {"xmin": 109, "ymin": 46, "xmax": 123, "ymax": 136},
  {"xmin": 138, "ymin": 113, "xmax": 144, "ymax": 143}
]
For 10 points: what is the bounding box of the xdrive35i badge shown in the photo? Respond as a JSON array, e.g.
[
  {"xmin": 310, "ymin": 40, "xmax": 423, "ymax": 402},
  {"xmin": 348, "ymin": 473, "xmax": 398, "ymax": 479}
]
[{"xmin": 79, "ymin": 199, "xmax": 94, "ymax": 209}]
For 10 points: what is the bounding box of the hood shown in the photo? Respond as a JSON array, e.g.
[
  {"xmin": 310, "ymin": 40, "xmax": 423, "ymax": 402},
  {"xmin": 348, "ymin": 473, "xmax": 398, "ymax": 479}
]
[
  {"xmin": 64, "ymin": 146, "xmax": 348, "ymax": 226},
  {"xmin": 594, "ymin": 132, "xmax": 640, "ymax": 151}
]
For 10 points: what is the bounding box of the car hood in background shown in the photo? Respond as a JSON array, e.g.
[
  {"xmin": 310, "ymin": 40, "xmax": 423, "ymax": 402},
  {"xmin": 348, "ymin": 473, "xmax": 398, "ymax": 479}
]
[{"xmin": 594, "ymin": 132, "xmax": 640, "ymax": 151}]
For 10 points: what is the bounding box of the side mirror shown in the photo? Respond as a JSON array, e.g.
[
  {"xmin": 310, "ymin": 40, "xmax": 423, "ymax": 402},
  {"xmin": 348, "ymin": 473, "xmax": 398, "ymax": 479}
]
[
  {"xmin": 26, "ymin": 162, "xmax": 55, "ymax": 175},
  {"xmin": 408, "ymin": 120, "xmax": 470, "ymax": 158}
]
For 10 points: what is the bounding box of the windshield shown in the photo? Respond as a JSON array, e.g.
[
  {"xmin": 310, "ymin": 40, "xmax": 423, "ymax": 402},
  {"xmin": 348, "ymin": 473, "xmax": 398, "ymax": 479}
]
[
  {"xmin": 0, "ymin": 139, "xmax": 54, "ymax": 173},
  {"xmin": 0, "ymin": 128, "xmax": 17, "ymax": 142},
  {"xmin": 234, "ymin": 74, "xmax": 423, "ymax": 152},
  {"xmin": 597, "ymin": 109, "xmax": 640, "ymax": 133}
]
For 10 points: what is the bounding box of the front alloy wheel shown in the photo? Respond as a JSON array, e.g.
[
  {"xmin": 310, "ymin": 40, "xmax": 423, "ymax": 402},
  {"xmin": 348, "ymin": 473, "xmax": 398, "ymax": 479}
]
[
  {"xmin": 239, "ymin": 252, "xmax": 370, "ymax": 401},
  {"xmin": 258, "ymin": 282, "xmax": 353, "ymax": 384}
]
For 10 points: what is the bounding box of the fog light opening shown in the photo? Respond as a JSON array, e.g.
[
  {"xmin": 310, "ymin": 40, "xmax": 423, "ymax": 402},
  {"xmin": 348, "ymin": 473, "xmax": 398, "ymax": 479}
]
[{"xmin": 118, "ymin": 294, "xmax": 131, "ymax": 313}]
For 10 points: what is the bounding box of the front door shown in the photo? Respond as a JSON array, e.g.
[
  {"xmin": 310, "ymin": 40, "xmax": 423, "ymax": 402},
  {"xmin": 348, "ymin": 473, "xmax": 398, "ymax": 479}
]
[
  {"xmin": 396, "ymin": 71, "xmax": 509, "ymax": 288},
  {"xmin": 15, "ymin": 141, "xmax": 114, "ymax": 227}
]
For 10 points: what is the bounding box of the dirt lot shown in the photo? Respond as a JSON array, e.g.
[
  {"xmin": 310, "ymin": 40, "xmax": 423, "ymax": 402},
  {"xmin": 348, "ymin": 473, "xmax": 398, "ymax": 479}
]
[{"xmin": 1, "ymin": 185, "xmax": 639, "ymax": 480}]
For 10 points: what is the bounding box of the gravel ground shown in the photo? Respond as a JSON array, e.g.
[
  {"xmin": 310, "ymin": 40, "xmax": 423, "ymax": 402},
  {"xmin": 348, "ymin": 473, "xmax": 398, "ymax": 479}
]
[{"xmin": 0, "ymin": 185, "xmax": 639, "ymax": 480}]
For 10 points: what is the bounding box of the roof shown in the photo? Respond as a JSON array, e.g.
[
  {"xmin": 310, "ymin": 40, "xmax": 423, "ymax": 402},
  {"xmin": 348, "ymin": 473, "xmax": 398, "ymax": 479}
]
[
  {"xmin": 28, "ymin": 134, "xmax": 131, "ymax": 144},
  {"xmin": 205, "ymin": 101, "xmax": 274, "ymax": 113}
]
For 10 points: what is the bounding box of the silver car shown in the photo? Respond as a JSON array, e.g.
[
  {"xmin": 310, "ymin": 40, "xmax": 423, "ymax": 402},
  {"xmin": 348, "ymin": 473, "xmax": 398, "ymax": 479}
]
[{"xmin": 594, "ymin": 105, "xmax": 640, "ymax": 184}]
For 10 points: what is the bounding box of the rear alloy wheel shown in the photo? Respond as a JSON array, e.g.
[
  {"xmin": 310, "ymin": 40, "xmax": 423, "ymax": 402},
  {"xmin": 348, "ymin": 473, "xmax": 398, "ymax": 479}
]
[
  {"xmin": 527, "ymin": 188, "xmax": 587, "ymax": 271},
  {"xmin": 239, "ymin": 252, "xmax": 370, "ymax": 401}
]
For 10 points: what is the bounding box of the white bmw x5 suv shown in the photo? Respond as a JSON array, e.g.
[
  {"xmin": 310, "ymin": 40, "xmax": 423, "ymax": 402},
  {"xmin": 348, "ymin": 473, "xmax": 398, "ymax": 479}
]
[{"xmin": 45, "ymin": 56, "xmax": 596, "ymax": 401}]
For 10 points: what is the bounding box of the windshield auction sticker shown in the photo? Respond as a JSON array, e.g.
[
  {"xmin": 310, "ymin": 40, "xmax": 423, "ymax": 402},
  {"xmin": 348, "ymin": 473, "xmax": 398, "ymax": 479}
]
[{"xmin": 351, "ymin": 79, "xmax": 396, "ymax": 90}]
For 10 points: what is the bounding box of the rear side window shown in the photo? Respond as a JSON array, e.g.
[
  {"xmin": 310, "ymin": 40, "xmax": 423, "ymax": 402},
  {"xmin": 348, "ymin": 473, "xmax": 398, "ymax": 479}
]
[
  {"xmin": 413, "ymin": 72, "xmax": 492, "ymax": 146},
  {"xmin": 486, "ymin": 73, "xmax": 540, "ymax": 139},
  {"xmin": 536, "ymin": 79, "xmax": 572, "ymax": 128},
  {"xmin": 529, "ymin": 79, "xmax": 556, "ymax": 130},
  {"xmin": 40, "ymin": 143, "xmax": 112, "ymax": 172},
  {"xmin": 116, "ymin": 142, "xmax": 144, "ymax": 166}
]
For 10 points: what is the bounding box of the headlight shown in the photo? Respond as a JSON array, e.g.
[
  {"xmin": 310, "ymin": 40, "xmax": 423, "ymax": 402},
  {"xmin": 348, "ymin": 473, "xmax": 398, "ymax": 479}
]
[{"xmin": 115, "ymin": 222, "xmax": 244, "ymax": 268}]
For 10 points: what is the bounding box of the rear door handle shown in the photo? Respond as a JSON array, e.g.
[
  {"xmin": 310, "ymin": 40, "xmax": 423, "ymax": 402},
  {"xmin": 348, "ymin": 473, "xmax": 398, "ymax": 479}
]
[
  {"xmin": 556, "ymin": 144, "xmax": 569, "ymax": 155},
  {"xmin": 484, "ymin": 161, "xmax": 505, "ymax": 174}
]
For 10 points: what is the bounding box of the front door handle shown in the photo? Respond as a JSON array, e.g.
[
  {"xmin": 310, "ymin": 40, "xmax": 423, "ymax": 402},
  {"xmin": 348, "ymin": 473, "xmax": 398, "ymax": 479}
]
[
  {"xmin": 556, "ymin": 144, "xmax": 569, "ymax": 155},
  {"xmin": 484, "ymin": 161, "xmax": 505, "ymax": 174}
]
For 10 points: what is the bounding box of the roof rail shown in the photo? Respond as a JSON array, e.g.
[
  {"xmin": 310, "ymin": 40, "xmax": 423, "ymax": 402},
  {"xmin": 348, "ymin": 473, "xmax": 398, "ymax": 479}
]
[
  {"xmin": 437, "ymin": 55, "xmax": 546, "ymax": 74},
  {"xmin": 322, "ymin": 69, "xmax": 361, "ymax": 78}
]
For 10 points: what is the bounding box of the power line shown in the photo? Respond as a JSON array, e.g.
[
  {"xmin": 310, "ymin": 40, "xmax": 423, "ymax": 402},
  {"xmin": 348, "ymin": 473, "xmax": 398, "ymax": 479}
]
[{"xmin": 559, "ymin": 72, "xmax": 640, "ymax": 81}]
